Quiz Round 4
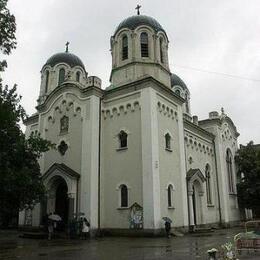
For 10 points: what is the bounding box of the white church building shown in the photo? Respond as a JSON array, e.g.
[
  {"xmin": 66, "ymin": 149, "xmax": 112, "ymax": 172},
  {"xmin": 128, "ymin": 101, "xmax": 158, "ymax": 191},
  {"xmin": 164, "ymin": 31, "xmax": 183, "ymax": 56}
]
[{"xmin": 19, "ymin": 12, "xmax": 240, "ymax": 234}]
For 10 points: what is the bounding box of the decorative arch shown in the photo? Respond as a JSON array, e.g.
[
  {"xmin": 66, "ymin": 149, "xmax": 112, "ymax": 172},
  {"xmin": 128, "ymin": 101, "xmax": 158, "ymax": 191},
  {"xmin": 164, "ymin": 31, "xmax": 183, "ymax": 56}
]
[
  {"xmin": 140, "ymin": 32, "xmax": 149, "ymax": 57},
  {"xmin": 226, "ymin": 148, "xmax": 234, "ymax": 193},
  {"xmin": 118, "ymin": 130, "xmax": 128, "ymax": 148},
  {"xmin": 76, "ymin": 71, "xmax": 81, "ymax": 82},
  {"xmin": 205, "ymin": 164, "xmax": 212, "ymax": 204},
  {"xmin": 166, "ymin": 183, "xmax": 175, "ymax": 208},
  {"xmin": 122, "ymin": 34, "xmax": 128, "ymax": 60},
  {"xmin": 160, "ymin": 37, "xmax": 164, "ymax": 63},
  {"xmin": 58, "ymin": 68, "xmax": 65, "ymax": 85},
  {"xmin": 119, "ymin": 184, "xmax": 128, "ymax": 207},
  {"xmin": 164, "ymin": 132, "xmax": 172, "ymax": 150},
  {"xmin": 186, "ymin": 168, "xmax": 206, "ymax": 194},
  {"xmin": 45, "ymin": 70, "xmax": 49, "ymax": 93}
]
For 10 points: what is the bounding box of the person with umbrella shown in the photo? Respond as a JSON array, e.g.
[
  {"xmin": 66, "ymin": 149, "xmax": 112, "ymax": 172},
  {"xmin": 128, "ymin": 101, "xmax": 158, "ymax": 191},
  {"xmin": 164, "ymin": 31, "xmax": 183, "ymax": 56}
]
[
  {"xmin": 48, "ymin": 213, "xmax": 62, "ymax": 240},
  {"xmin": 162, "ymin": 217, "xmax": 172, "ymax": 238}
]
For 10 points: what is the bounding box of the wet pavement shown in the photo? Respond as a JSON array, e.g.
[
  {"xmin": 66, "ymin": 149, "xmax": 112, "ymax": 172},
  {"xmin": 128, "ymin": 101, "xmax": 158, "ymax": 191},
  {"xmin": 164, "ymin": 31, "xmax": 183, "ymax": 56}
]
[{"xmin": 0, "ymin": 228, "xmax": 260, "ymax": 259}]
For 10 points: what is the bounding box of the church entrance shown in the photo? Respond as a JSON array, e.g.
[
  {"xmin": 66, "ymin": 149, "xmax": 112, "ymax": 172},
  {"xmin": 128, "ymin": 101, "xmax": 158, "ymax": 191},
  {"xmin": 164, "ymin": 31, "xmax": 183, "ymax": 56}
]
[
  {"xmin": 42, "ymin": 163, "xmax": 80, "ymax": 229},
  {"xmin": 186, "ymin": 168, "xmax": 206, "ymax": 229},
  {"xmin": 46, "ymin": 176, "xmax": 70, "ymax": 228},
  {"xmin": 192, "ymin": 181, "xmax": 203, "ymax": 226}
]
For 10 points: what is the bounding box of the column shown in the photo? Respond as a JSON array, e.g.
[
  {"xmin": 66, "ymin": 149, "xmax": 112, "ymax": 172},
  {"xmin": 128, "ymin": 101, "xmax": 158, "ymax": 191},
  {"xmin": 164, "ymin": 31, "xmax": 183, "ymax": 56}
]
[{"xmin": 188, "ymin": 190, "xmax": 195, "ymax": 227}]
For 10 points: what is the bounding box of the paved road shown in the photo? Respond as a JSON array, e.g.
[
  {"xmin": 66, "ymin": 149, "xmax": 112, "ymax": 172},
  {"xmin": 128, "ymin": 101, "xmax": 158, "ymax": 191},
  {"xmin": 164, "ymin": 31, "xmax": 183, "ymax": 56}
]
[{"xmin": 0, "ymin": 227, "xmax": 259, "ymax": 259}]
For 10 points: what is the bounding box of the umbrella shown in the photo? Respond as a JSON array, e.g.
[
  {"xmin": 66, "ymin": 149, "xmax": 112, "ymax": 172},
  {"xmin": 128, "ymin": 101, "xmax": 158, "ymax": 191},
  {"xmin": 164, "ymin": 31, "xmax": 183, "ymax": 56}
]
[
  {"xmin": 48, "ymin": 214, "xmax": 62, "ymax": 221},
  {"xmin": 162, "ymin": 217, "xmax": 172, "ymax": 223}
]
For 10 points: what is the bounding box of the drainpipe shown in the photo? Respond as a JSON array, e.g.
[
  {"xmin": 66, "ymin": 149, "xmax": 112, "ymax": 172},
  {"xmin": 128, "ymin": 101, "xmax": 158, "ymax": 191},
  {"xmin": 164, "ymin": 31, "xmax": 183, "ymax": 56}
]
[
  {"xmin": 98, "ymin": 96, "xmax": 102, "ymax": 234},
  {"xmin": 213, "ymin": 139, "xmax": 222, "ymax": 225}
]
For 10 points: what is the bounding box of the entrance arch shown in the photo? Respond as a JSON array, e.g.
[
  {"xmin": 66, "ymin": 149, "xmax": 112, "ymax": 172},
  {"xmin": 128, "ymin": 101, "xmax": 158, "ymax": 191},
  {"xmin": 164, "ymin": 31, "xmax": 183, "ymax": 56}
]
[
  {"xmin": 187, "ymin": 168, "xmax": 206, "ymax": 228},
  {"xmin": 42, "ymin": 163, "xmax": 80, "ymax": 225},
  {"xmin": 47, "ymin": 176, "xmax": 69, "ymax": 225}
]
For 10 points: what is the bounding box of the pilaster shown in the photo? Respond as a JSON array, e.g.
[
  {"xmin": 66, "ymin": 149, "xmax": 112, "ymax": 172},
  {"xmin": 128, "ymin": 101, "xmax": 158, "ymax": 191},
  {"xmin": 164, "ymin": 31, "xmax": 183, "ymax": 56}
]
[{"xmin": 141, "ymin": 87, "xmax": 161, "ymax": 229}]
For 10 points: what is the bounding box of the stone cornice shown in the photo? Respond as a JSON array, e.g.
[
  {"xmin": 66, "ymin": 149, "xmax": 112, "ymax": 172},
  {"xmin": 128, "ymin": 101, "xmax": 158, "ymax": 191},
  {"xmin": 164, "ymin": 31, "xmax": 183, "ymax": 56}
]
[
  {"xmin": 36, "ymin": 83, "xmax": 104, "ymax": 112},
  {"xmin": 23, "ymin": 113, "xmax": 39, "ymax": 126},
  {"xmin": 110, "ymin": 61, "xmax": 171, "ymax": 81},
  {"xmin": 105, "ymin": 76, "xmax": 185, "ymax": 106}
]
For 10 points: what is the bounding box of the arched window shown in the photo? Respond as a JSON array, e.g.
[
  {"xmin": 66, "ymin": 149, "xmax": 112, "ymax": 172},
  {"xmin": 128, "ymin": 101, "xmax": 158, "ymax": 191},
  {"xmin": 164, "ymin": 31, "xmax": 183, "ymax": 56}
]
[
  {"xmin": 122, "ymin": 35, "xmax": 128, "ymax": 60},
  {"xmin": 167, "ymin": 184, "xmax": 173, "ymax": 207},
  {"xmin": 165, "ymin": 133, "xmax": 171, "ymax": 150},
  {"xmin": 120, "ymin": 184, "xmax": 128, "ymax": 207},
  {"xmin": 76, "ymin": 71, "xmax": 80, "ymax": 82},
  {"xmin": 60, "ymin": 115, "xmax": 69, "ymax": 133},
  {"xmin": 226, "ymin": 149, "xmax": 234, "ymax": 193},
  {"xmin": 119, "ymin": 130, "xmax": 128, "ymax": 148},
  {"xmin": 175, "ymin": 89, "xmax": 180, "ymax": 96},
  {"xmin": 58, "ymin": 68, "xmax": 65, "ymax": 85},
  {"xmin": 185, "ymin": 93, "xmax": 189, "ymax": 113},
  {"xmin": 205, "ymin": 164, "xmax": 212, "ymax": 204},
  {"xmin": 45, "ymin": 70, "xmax": 49, "ymax": 93},
  {"xmin": 140, "ymin": 32, "xmax": 149, "ymax": 57},
  {"xmin": 160, "ymin": 38, "xmax": 164, "ymax": 63}
]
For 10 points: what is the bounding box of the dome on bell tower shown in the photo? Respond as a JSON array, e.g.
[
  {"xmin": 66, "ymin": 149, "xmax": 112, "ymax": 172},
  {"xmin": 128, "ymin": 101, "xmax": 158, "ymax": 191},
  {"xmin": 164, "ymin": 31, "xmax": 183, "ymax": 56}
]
[{"xmin": 114, "ymin": 15, "xmax": 168, "ymax": 38}]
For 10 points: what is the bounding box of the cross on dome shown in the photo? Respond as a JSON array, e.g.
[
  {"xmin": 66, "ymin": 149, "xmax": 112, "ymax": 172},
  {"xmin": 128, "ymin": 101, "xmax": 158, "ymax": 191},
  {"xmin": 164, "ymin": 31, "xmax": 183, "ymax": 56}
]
[
  {"xmin": 65, "ymin": 41, "xmax": 70, "ymax": 52},
  {"xmin": 135, "ymin": 4, "xmax": 141, "ymax": 15}
]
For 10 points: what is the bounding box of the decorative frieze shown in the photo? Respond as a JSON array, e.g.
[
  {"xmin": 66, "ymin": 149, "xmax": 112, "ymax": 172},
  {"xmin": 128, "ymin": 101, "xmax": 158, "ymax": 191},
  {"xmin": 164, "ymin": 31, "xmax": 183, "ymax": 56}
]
[
  {"xmin": 157, "ymin": 101, "xmax": 178, "ymax": 120},
  {"xmin": 184, "ymin": 134, "xmax": 214, "ymax": 156},
  {"xmin": 102, "ymin": 101, "xmax": 140, "ymax": 119}
]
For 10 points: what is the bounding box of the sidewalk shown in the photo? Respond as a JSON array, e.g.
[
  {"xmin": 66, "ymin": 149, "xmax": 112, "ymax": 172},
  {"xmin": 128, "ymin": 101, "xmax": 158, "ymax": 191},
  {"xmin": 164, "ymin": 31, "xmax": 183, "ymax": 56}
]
[{"xmin": 0, "ymin": 227, "xmax": 259, "ymax": 259}]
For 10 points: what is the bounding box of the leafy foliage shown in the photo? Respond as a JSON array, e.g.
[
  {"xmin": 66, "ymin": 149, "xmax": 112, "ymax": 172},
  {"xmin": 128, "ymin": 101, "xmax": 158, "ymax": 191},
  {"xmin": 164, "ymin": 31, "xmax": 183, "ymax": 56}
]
[
  {"xmin": 0, "ymin": 0, "xmax": 17, "ymax": 71},
  {"xmin": 235, "ymin": 141, "xmax": 260, "ymax": 217},
  {"xmin": 0, "ymin": 83, "xmax": 54, "ymax": 226}
]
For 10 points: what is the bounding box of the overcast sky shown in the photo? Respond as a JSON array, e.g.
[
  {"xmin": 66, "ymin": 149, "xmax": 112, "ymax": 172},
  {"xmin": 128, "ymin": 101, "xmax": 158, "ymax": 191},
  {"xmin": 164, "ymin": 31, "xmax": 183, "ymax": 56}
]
[{"xmin": 2, "ymin": 0, "xmax": 260, "ymax": 144}]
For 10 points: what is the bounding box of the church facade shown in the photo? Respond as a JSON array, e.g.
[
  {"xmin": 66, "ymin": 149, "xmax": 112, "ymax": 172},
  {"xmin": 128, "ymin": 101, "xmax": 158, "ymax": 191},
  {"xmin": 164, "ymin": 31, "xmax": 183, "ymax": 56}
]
[{"xmin": 19, "ymin": 13, "xmax": 240, "ymax": 234}]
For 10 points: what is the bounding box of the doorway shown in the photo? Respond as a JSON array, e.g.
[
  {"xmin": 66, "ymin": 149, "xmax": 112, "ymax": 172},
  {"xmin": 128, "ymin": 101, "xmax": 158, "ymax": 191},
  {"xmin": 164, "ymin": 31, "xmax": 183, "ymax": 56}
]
[{"xmin": 55, "ymin": 180, "xmax": 69, "ymax": 225}]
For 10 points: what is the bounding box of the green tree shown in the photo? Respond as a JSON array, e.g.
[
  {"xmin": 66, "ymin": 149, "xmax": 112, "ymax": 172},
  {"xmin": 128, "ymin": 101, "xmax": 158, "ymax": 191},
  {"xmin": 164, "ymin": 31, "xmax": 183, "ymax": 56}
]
[
  {"xmin": 0, "ymin": 0, "xmax": 17, "ymax": 71},
  {"xmin": 235, "ymin": 141, "xmax": 260, "ymax": 218},
  {"xmin": 0, "ymin": 83, "xmax": 54, "ymax": 226},
  {"xmin": 0, "ymin": 0, "xmax": 53, "ymax": 226}
]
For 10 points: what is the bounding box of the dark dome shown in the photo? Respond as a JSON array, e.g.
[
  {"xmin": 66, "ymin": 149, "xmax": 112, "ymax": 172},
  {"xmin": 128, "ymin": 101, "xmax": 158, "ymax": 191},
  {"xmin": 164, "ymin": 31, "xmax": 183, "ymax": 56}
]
[
  {"xmin": 170, "ymin": 73, "xmax": 188, "ymax": 90},
  {"xmin": 114, "ymin": 15, "xmax": 167, "ymax": 36},
  {"xmin": 43, "ymin": 52, "xmax": 85, "ymax": 69}
]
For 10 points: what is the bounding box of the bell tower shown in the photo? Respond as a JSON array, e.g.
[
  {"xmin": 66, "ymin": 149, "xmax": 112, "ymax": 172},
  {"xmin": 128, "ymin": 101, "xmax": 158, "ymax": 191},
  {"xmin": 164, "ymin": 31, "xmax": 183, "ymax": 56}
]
[{"xmin": 110, "ymin": 9, "xmax": 171, "ymax": 88}]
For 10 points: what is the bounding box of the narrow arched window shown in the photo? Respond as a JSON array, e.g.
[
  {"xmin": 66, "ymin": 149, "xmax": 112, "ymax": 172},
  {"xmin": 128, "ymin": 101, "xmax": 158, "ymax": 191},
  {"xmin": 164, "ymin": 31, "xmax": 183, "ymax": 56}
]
[
  {"xmin": 175, "ymin": 89, "xmax": 180, "ymax": 96},
  {"xmin": 76, "ymin": 71, "xmax": 80, "ymax": 82},
  {"xmin": 140, "ymin": 32, "xmax": 149, "ymax": 57},
  {"xmin": 58, "ymin": 68, "xmax": 65, "ymax": 85},
  {"xmin": 122, "ymin": 35, "xmax": 128, "ymax": 60},
  {"xmin": 185, "ymin": 93, "xmax": 189, "ymax": 113},
  {"xmin": 226, "ymin": 149, "xmax": 234, "ymax": 193},
  {"xmin": 205, "ymin": 164, "xmax": 212, "ymax": 204},
  {"xmin": 167, "ymin": 184, "xmax": 173, "ymax": 207},
  {"xmin": 119, "ymin": 130, "xmax": 128, "ymax": 148},
  {"xmin": 45, "ymin": 70, "xmax": 49, "ymax": 93},
  {"xmin": 160, "ymin": 38, "xmax": 164, "ymax": 63},
  {"xmin": 165, "ymin": 133, "xmax": 171, "ymax": 150},
  {"xmin": 120, "ymin": 184, "xmax": 128, "ymax": 207}
]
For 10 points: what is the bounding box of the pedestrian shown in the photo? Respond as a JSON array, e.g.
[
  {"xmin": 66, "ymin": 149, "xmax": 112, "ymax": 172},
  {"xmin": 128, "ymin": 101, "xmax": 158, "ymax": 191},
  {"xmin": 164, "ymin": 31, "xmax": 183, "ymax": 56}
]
[
  {"xmin": 81, "ymin": 218, "xmax": 90, "ymax": 239},
  {"xmin": 165, "ymin": 221, "xmax": 171, "ymax": 238},
  {"xmin": 48, "ymin": 219, "xmax": 54, "ymax": 240}
]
